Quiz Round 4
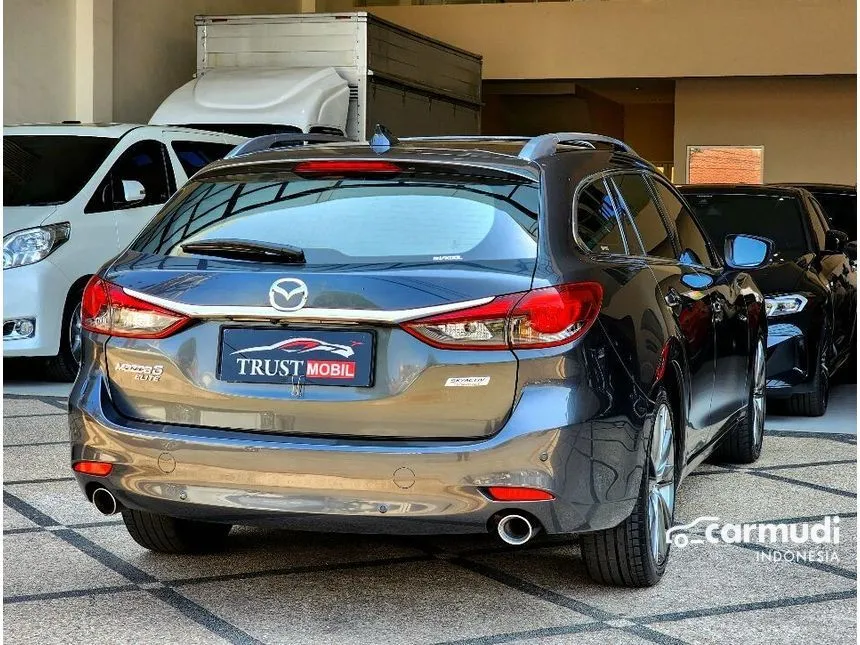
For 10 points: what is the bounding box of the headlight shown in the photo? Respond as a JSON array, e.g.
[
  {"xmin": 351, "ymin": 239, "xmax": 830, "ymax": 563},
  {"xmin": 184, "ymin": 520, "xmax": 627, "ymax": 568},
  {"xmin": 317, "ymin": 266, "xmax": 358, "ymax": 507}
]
[
  {"xmin": 3, "ymin": 223, "xmax": 70, "ymax": 270},
  {"xmin": 764, "ymin": 294, "xmax": 808, "ymax": 317}
]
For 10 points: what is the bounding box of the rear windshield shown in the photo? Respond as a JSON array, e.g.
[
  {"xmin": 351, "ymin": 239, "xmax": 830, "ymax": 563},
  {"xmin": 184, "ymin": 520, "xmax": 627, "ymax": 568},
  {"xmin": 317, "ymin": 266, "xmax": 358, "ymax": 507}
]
[
  {"xmin": 808, "ymin": 191, "xmax": 857, "ymax": 239},
  {"xmin": 131, "ymin": 173, "xmax": 540, "ymax": 263},
  {"xmin": 684, "ymin": 193, "xmax": 811, "ymax": 261},
  {"xmin": 4, "ymin": 135, "xmax": 117, "ymax": 206}
]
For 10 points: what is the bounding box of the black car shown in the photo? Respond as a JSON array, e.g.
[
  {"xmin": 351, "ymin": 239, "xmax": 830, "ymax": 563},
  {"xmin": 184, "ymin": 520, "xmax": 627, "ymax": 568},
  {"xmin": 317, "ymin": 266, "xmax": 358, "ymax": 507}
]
[
  {"xmin": 679, "ymin": 184, "xmax": 857, "ymax": 416},
  {"xmin": 774, "ymin": 183, "xmax": 857, "ymax": 267},
  {"xmin": 70, "ymin": 131, "xmax": 771, "ymax": 588}
]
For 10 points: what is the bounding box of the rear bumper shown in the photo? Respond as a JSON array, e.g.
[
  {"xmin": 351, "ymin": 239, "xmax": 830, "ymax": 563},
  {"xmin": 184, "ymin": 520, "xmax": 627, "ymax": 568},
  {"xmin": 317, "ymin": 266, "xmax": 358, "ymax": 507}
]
[
  {"xmin": 68, "ymin": 373, "xmax": 647, "ymax": 536},
  {"xmin": 765, "ymin": 321, "xmax": 815, "ymax": 397}
]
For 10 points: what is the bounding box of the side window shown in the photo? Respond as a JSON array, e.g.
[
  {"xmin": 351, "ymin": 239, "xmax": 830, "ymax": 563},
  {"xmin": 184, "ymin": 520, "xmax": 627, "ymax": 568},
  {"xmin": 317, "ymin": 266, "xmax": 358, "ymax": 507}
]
[
  {"xmin": 171, "ymin": 141, "xmax": 236, "ymax": 177},
  {"xmin": 611, "ymin": 173, "xmax": 675, "ymax": 260},
  {"xmin": 86, "ymin": 140, "xmax": 173, "ymax": 214},
  {"xmin": 650, "ymin": 178, "xmax": 718, "ymax": 268},
  {"xmin": 575, "ymin": 179, "xmax": 626, "ymax": 254}
]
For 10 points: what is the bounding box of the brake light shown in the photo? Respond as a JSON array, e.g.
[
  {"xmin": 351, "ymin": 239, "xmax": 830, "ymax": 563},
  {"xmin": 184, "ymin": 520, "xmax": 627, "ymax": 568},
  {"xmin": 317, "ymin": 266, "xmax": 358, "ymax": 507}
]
[
  {"xmin": 81, "ymin": 276, "xmax": 190, "ymax": 339},
  {"xmin": 73, "ymin": 461, "xmax": 113, "ymax": 476},
  {"xmin": 402, "ymin": 282, "xmax": 602, "ymax": 350},
  {"xmin": 486, "ymin": 486, "xmax": 555, "ymax": 502},
  {"xmin": 293, "ymin": 160, "xmax": 402, "ymax": 176}
]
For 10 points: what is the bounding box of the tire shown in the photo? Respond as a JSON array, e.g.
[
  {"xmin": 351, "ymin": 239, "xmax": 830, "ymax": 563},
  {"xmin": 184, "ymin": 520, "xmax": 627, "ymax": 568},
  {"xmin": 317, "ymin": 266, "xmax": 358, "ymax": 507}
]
[
  {"xmin": 122, "ymin": 509, "xmax": 232, "ymax": 554},
  {"xmin": 581, "ymin": 388, "xmax": 676, "ymax": 587},
  {"xmin": 787, "ymin": 354, "xmax": 829, "ymax": 417},
  {"xmin": 713, "ymin": 336, "xmax": 765, "ymax": 464},
  {"xmin": 44, "ymin": 286, "xmax": 84, "ymax": 382}
]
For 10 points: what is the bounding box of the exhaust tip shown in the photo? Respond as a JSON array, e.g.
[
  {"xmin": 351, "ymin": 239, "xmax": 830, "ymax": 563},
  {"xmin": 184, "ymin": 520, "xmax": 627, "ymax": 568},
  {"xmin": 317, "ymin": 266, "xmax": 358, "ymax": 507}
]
[
  {"xmin": 496, "ymin": 514, "xmax": 534, "ymax": 546},
  {"xmin": 91, "ymin": 487, "xmax": 119, "ymax": 516}
]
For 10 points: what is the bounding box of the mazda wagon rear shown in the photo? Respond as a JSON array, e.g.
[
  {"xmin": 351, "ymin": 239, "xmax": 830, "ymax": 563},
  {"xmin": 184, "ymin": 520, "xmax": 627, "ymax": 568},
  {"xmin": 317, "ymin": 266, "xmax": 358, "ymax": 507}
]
[{"xmin": 70, "ymin": 132, "xmax": 769, "ymax": 587}]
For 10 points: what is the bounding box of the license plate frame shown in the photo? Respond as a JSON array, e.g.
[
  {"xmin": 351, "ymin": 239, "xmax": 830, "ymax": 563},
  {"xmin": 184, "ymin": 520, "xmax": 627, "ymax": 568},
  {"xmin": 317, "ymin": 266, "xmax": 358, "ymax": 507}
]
[{"xmin": 218, "ymin": 326, "xmax": 375, "ymax": 387}]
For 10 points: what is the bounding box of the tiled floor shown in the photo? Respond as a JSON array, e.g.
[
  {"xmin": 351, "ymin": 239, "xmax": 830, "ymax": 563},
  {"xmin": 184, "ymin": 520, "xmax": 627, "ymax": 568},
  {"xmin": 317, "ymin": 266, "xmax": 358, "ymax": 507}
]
[{"xmin": 2, "ymin": 390, "xmax": 856, "ymax": 645}]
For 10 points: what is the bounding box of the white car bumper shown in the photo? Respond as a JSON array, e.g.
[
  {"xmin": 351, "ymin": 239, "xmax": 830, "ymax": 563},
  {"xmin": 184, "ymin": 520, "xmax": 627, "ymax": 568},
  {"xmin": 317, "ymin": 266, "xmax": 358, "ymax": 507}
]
[{"xmin": 3, "ymin": 260, "xmax": 72, "ymax": 357}]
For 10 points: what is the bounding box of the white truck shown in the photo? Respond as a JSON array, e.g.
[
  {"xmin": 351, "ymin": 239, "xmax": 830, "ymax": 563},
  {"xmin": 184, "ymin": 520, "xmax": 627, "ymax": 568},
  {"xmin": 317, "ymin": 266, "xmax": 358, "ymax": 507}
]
[{"xmin": 150, "ymin": 12, "xmax": 482, "ymax": 140}]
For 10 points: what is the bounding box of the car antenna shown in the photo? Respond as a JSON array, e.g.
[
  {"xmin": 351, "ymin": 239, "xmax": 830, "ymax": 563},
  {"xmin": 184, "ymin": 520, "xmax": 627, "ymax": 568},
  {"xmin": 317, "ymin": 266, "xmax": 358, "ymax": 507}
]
[{"xmin": 370, "ymin": 124, "xmax": 398, "ymax": 154}]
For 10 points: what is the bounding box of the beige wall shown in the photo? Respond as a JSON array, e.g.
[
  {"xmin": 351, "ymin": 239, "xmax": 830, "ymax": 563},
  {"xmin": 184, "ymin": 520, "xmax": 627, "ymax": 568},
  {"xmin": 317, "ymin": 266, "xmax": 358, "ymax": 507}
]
[
  {"xmin": 4, "ymin": 0, "xmax": 76, "ymax": 123},
  {"xmin": 624, "ymin": 104, "xmax": 674, "ymax": 165},
  {"xmin": 674, "ymin": 76, "xmax": 857, "ymax": 185},
  {"xmin": 371, "ymin": 0, "xmax": 856, "ymax": 80},
  {"xmin": 112, "ymin": 0, "xmax": 303, "ymax": 123}
]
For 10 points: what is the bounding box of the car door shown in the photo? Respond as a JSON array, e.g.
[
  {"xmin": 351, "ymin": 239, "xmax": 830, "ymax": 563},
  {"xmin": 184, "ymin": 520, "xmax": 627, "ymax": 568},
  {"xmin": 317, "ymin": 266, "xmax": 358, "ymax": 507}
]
[
  {"xmin": 808, "ymin": 195, "xmax": 856, "ymax": 362},
  {"xmin": 87, "ymin": 139, "xmax": 175, "ymax": 251},
  {"xmin": 648, "ymin": 176, "xmax": 750, "ymax": 427},
  {"xmin": 609, "ymin": 171, "xmax": 719, "ymax": 457}
]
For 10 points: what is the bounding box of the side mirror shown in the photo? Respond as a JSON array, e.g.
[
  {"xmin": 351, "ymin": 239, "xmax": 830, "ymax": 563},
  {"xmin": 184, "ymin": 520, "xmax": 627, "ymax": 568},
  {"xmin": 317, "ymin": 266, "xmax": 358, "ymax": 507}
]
[
  {"xmin": 120, "ymin": 179, "xmax": 146, "ymax": 204},
  {"xmin": 724, "ymin": 234, "xmax": 773, "ymax": 270},
  {"xmin": 824, "ymin": 229, "xmax": 849, "ymax": 254}
]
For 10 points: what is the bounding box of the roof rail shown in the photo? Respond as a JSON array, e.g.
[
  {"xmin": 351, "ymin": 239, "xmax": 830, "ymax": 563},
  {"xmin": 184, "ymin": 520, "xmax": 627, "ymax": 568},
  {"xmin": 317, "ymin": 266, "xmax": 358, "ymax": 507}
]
[
  {"xmin": 225, "ymin": 133, "xmax": 349, "ymax": 159},
  {"xmin": 518, "ymin": 132, "xmax": 637, "ymax": 161}
]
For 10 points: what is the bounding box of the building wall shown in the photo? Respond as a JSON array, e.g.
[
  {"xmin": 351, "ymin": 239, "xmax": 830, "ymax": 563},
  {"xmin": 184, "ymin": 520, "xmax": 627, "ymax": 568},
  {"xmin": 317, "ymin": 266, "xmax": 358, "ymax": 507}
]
[
  {"xmin": 624, "ymin": 104, "xmax": 674, "ymax": 165},
  {"xmin": 674, "ymin": 76, "xmax": 857, "ymax": 185},
  {"xmin": 4, "ymin": 0, "xmax": 76, "ymax": 123},
  {"xmin": 371, "ymin": 0, "xmax": 856, "ymax": 80},
  {"xmin": 112, "ymin": 0, "xmax": 303, "ymax": 123}
]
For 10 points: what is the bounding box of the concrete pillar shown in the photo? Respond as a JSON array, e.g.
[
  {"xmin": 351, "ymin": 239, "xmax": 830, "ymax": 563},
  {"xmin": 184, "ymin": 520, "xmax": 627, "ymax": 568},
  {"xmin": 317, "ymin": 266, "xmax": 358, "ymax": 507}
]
[{"xmin": 74, "ymin": 0, "xmax": 113, "ymax": 122}]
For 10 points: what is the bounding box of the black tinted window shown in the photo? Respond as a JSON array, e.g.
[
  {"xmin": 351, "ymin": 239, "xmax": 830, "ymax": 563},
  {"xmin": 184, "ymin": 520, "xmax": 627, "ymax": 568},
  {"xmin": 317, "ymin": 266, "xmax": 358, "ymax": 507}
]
[
  {"xmin": 810, "ymin": 192, "xmax": 857, "ymax": 239},
  {"xmin": 3, "ymin": 135, "xmax": 116, "ymax": 206},
  {"xmin": 612, "ymin": 173, "xmax": 675, "ymax": 259},
  {"xmin": 133, "ymin": 173, "xmax": 540, "ymax": 263},
  {"xmin": 87, "ymin": 140, "xmax": 173, "ymax": 213},
  {"xmin": 576, "ymin": 179, "xmax": 625, "ymax": 254},
  {"xmin": 651, "ymin": 179, "xmax": 716, "ymax": 267},
  {"xmin": 171, "ymin": 141, "xmax": 235, "ymax": 177},
  {"xmin": 685, "ymin": 193, "xmax": 811, "ymax": 262}
]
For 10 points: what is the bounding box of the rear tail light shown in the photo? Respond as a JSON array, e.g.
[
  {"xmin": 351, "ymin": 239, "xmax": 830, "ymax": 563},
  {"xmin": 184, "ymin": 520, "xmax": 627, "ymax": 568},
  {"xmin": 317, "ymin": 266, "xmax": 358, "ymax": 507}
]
[
  {"xmin": 81, "ymin": 276, "xmax": 190, "ymax": 339},
  {"xmin": 486, "ymin": 486, "xmax": 555, "ymax": 502},
  {"xmin": 72, "ymin": 461, "xmax": 113, "ymax": 476},
  {"xmin": 402, "ymin": 282, "xmax": 602, "ymax": 350}
]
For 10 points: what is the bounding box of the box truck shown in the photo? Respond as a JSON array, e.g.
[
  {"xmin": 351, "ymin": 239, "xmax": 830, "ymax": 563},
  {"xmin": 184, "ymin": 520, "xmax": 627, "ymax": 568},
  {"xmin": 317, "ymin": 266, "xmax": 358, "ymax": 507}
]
[{"xmin": 150, "ymin": 12, "xmax": 482, "ymax": 139}]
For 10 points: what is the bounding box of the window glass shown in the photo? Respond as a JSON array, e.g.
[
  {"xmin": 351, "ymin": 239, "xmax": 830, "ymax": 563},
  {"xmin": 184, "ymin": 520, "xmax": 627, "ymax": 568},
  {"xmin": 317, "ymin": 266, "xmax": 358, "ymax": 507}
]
[
  {"xmin": 171, "ymin": 141, "xmax": 235, "ymax": 177},
  {"xmin": 612, "ymin": 173, "xmax": 675, "ymax": 259},
  {"xmin": 651, "ymin": 178, "xmax": 717, "ymax": 268},
  {"xmin": 87, "ymin": 140, "xmax": 173, "ymax": 213},
  {"xmin": 133, "ymin": 174, "xmax": 541, "ymax": 264},
  {"xmin": 576, "ymin": 179, "xmax": 625, "ymax": 254},
  {"xmin": 809, "ymin": 191, "xmax": 856, "ymax": 239},
  {"xmin": 684, "ymin": 193, "xmax": 811, "ymax": 262},
  {"xmin": 4, "ymin": 136, "xmax": 117, "ymax": 206}
]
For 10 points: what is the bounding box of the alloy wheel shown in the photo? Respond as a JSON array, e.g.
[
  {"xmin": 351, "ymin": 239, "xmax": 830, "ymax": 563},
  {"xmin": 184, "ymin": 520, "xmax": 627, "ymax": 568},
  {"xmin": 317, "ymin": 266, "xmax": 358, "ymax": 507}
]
[
  {"xmin": 647, "ymin": 402, "xmax": 675, "ymax": 565},
  {"xmin": 69, "ymin": 302, "xmax": 83, "ymax": 366},
  {"xmin": 751, "ymin": 339, "xmax": 766, "ymax": 446}
]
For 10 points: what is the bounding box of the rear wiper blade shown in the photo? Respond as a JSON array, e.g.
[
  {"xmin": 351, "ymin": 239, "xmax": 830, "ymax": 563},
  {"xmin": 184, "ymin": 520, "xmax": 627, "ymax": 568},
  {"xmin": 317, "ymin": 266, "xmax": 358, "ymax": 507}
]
[{"xmin": 180, "ymin": 239, "xmax": 306, "ymax": 263}]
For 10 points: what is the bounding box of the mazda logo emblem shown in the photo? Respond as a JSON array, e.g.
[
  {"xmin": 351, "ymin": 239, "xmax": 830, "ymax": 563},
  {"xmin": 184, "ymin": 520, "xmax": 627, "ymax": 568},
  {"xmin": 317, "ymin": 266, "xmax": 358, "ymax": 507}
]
[{"xmin": 269, "ymin": 278, "xmax": 309, "ymax": 312}]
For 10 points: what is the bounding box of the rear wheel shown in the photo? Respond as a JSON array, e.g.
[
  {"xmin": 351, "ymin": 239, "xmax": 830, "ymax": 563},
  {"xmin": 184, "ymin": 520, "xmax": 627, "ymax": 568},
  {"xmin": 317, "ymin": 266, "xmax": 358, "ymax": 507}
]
[
  {"xmin": 788, "ymin": 351, "xmax": 829, "ymax": 417},
  {"xmin": 44, "ymin": 287, "xmax": 84, "ymax": 382},
  {"xmin": 714, "ymin": 337, "xmax": 765, "ymax": 463},
  {"xmin": 581, "ymin": 389, "xmax": 676, "ymax": 587},
  {"xmin": 122, "ymin": 509, "xmax": 232, "ymax": 554}
]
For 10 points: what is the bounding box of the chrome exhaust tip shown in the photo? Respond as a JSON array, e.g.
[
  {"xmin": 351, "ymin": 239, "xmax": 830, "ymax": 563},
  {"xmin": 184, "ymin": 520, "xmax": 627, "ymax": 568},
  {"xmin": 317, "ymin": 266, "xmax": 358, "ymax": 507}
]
[
  {"xmin": 91, "ymin": 487, "xmax": 119, "ymax": 516},
  {"xmin": 495, "ymin": 514, "xmax": 535, "ymax": 546}
]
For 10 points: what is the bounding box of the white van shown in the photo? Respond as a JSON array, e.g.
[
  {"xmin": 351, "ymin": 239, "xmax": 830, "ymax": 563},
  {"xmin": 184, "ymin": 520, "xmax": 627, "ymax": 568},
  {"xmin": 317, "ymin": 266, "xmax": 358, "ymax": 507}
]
[{"xmin": 3, "ymin": 123, "xmax": 245, "ymax": 379}]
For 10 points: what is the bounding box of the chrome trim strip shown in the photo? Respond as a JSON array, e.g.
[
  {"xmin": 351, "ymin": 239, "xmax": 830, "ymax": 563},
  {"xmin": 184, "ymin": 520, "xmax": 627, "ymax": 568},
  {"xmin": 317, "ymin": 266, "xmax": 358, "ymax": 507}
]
[{"xmin": 122, "ymin": 288, "xmax": 494, "ymax": 324}]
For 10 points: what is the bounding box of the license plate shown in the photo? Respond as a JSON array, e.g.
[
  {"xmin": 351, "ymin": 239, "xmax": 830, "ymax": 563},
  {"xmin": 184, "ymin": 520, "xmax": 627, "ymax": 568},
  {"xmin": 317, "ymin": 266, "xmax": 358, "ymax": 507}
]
[{"xmin": 219, "ymin": 328, "xmax": 374, "ymax": 387}]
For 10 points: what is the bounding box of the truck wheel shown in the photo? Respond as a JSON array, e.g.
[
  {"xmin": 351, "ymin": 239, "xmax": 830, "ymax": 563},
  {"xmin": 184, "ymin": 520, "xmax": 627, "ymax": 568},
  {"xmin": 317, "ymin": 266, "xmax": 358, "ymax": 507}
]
[
  {"xmin": 581, "ymin": 389, "xmax": 676, "ymax": 587},
  {"xmin": 714, "ymin": 337, "xmax": 765, "ymax": 463},
  {"xmin": 44, "ymin": 287, "xmax": 84, "ymax": 382},
  {"xmin": 788, "ymin": 355, "xmax": 829, "ymax": 417},
  {"xmin": 122, "ymin": 509, "xmax": 232, "ymax": 554}
]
